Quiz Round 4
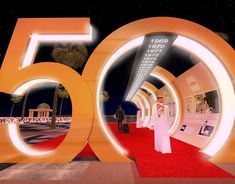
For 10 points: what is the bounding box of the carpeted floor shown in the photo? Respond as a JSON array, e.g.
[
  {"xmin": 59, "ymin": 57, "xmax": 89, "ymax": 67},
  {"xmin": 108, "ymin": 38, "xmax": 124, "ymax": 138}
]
[{"xmin": 32, "ymin": 123, "xmax": 234, "ymax": 178}]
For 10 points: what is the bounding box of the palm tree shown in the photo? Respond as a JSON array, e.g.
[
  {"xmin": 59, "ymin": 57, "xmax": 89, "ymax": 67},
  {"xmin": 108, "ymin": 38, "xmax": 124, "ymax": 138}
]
[
  {"xmin": 58, "ymin": 85, "xmax": 70, "ymax": 116},
  {"xmin": 51, "ymin": 84, "xmax": 59, "ymax": 129},
  {"xmin": 50, "ymin": 43, "xmax": 88, "ymax": 128},
  {"xmin": 10, "ymin": 95, "xmax": 23, "ymax": 117},
  {"xmin": 21, "ymin": 90, "xmax": 29, "ymax": 118},
  {"xmin": 51, "ymin": 43, "xmax": 88, "ymax": 69}
]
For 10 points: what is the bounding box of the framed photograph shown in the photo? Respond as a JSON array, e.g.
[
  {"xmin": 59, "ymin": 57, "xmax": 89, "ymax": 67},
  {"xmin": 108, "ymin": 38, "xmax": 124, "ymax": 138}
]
[
  {"xmin": 180, "ymin": 125, "xmax": 187, "ymax": 131},
  {"xmin": 199, "ymin": 124, "xmax": 214, "ymax": 137},
  {"xmin": 195, "ymin": 90, "xmax": 219, "ymax": 114},
  {"xmin": 179, "ymin": 124, "xmax": 194, "ymax": 133}
]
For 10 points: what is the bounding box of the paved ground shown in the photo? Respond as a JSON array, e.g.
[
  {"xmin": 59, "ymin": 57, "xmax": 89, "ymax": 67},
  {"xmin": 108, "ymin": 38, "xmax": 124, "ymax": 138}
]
[{"xmin": 0, "ymin": 161, "xmax": 235, "ymax": 184}]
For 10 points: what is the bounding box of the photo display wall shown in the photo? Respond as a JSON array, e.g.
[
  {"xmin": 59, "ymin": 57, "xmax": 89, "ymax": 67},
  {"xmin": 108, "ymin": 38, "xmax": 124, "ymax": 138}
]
[{"xmin": 181, "ymin": 90, "xmax": 219, "ymax": 139}]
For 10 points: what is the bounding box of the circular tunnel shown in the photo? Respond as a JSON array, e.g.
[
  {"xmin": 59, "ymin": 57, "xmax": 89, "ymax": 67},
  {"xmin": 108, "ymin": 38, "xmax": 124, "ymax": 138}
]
[{"xmin": 96, "ymin": 18, "xmax": 235, "ymax": 166}]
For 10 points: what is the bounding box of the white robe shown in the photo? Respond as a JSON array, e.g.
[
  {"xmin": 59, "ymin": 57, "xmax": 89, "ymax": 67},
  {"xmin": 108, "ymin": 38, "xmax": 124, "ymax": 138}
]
[
  {"xmin": 154, "ymin": 107, "xmax": 172, "ymax": 154},
  {"xmin": 136, "ymin": 110, "xmax": 143, "ymax": 128}
]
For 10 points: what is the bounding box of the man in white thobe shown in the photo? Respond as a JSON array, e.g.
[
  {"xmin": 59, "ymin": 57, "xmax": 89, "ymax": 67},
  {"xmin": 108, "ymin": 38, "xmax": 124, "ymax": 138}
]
[{"xmin": 154, "ymin": 104, "xmax": 172, "ymax": 154}]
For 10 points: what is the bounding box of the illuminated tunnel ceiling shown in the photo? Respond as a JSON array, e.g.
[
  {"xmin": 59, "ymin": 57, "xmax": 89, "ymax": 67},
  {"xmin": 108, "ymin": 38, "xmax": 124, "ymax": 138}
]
[{"xmin": 123, "ymin": 39, "xmax": 200, "ymax": 97}]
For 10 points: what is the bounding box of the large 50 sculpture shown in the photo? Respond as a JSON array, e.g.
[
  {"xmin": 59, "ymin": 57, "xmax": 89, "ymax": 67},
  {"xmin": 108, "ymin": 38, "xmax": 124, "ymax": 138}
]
[{"xmin": 0, "ymin": 17, "xmax": 234, "ymax": 163}]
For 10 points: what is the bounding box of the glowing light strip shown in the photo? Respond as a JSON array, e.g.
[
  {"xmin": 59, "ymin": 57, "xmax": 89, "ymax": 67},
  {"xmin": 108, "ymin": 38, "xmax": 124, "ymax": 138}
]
[
  {"xmin": 141, "ymin": 85, "xmax": 157, "ymax": 100},
  {"xmin": 173, "ymin": 36, "xmax": 235, "ymax": 156},
  {"xmin": 14, "ymin": 79, "xmax": 57, "ymax": 95},
  {"xmin": 136, "ymin": 92, "xmax": 151, "ymax": 127},
  {"xmin": 21, "ymin": 26, "xmax": 93, "ymax": 68},
  {"xmin": 32, "ymin": 34, "xmax": 92, "ymax": 41},
  {"xmin": 150, "ymin": 73, "xmax": 180, "ymax": 134},
  {"xmin": 9, "ymin": 79, "xmax": 57, "ymax": 156},
  {"xmin": 22, "ymin": 37, "xmax": 39, "ymax": 69},
  {"xmin": 97, "ymin": 36, "xmax": 144, "ymax": 155}
]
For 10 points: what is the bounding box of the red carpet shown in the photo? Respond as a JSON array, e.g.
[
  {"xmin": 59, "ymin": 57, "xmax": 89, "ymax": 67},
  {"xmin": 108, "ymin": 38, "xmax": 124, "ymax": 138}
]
[
  {"xmin": 32, "ymin": 135, "xmax": 65, "ymax": 151},
  {"xmin": 32, "ymin": 123, "xmax": 233, "ymax": 178}
]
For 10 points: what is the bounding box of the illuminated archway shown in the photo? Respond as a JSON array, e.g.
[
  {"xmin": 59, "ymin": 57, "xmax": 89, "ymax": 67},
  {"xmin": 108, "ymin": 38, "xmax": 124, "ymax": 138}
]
[
  {"xmin": 83, "ymin": 17, "xmax": 235, "ymax": 161},
  {"xmin": 173, "ymin": 36, "xmax": 235, "ymax": 157}
]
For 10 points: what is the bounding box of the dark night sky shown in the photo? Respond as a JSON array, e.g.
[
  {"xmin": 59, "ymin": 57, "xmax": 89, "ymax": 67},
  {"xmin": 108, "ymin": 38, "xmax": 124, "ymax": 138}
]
[
  {"xmin": 102, "ymin": 48, "xmax": 137, "ymax": 115},
  {"xmin": 0, "ymin": 0, "xmax": 234, "ymax": 116}
]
